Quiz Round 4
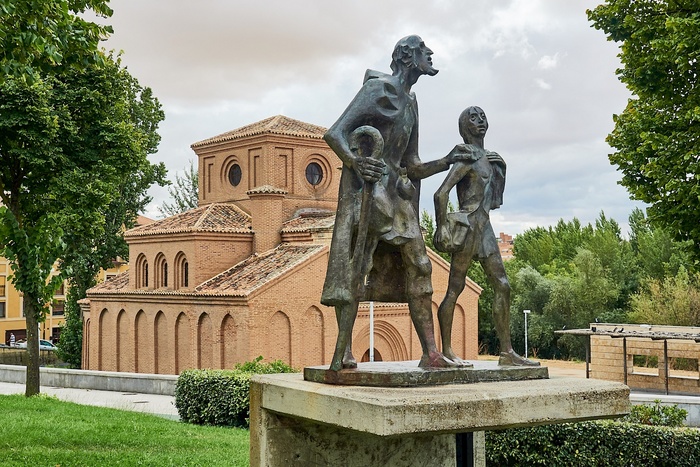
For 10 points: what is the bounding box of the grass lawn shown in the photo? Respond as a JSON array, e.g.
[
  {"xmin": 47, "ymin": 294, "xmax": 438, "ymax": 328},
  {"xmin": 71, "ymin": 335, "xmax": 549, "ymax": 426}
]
[{"xmin": 0, "ymin": 394, "xmax": 249, "ymax": 466}]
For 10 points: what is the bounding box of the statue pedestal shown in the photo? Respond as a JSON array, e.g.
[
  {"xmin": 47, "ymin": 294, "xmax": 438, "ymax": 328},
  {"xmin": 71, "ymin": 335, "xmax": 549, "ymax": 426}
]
[{"xmin": 250, "ymin": 371, "xmax": 629, "ymax": 466}]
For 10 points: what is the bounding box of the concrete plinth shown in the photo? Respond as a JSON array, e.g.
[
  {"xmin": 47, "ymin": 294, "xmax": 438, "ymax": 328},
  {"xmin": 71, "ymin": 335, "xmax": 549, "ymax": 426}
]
[{"xmin": 250, "ymin": 373, "xmax": 629, "ymax": 466}]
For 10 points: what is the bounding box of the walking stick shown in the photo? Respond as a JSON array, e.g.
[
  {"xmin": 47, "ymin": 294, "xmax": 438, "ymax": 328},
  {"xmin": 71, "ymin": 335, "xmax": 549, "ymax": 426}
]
[{"xmin": 348, "ymin": 126, "xmax": 384, "ymax": 300}]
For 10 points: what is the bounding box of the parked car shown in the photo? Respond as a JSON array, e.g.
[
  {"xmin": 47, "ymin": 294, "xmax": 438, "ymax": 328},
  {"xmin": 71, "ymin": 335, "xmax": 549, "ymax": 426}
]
[{"xmin": 16, "ymin": 339, "xmax": 57, "ymax": 351}]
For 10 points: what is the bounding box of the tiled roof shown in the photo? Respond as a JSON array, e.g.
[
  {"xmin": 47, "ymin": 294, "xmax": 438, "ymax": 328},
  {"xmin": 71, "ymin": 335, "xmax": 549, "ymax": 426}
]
[
  {"xmin": 124, "ymin": 203, "xmax": 252, "ymax": 237},
  {"xmin": 89, "ymin": 245, "xmax": 326, "ymax": 297},
  {"xmin": 90, "ymin": 271, "xmax": 129, "ymax": 293},
  {"xmin": 135, "ymin": 215, "xmax": 155, "ymax": 226},
  {"xmin": 247, "ymin": 185, "xmax": 288, "ymax": 195},
  {"xmin": 195, "ymin": 244, "xmax": 326, "ymax": 296},
  {"xmin": 191, "ymin": 115, "xmax": 327, "ymax": 148},
  {"xmin": 281, "ymin": 211, "xmax": 335, "ymax": 233}
]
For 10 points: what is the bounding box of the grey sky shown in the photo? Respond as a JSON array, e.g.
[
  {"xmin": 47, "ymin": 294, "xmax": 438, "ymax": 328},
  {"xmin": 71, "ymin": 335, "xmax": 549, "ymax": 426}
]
[{"xmin": 91, "ymin": 0, "xmax": 645, "ymax": 235}]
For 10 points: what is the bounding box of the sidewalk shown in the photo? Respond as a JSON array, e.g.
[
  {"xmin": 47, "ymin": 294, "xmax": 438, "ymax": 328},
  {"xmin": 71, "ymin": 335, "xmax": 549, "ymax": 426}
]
[{"xmin": 0, "ymin": 381, "xmax": 179, "ymax": 420}]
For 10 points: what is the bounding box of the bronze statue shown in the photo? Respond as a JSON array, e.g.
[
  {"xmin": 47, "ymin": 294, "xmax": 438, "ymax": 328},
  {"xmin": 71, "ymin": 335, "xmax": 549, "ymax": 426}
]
[
  {"xmin": 322, "ymin": 35, "xmax": 470, "ymax": 371},
  {"xmin": 434, "ymin": 106, "xmax": 538, "ymax": 366}
]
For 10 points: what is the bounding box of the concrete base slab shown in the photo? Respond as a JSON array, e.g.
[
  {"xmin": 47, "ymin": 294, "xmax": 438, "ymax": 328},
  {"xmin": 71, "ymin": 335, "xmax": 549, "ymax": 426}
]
[
  {"xmin": 250, "ymin": 373, "xmax": 629, "ymax": 466},
  {"xmin": 304, "ymin": 360, "xmax": 549, "ymax": 387}
]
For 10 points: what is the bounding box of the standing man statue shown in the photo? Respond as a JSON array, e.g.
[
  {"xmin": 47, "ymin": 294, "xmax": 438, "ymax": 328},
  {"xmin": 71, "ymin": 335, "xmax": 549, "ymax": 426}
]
[
  {"xmin": 434, "ymin": 106, "xmax": 538, "ymax": 366},
  {"xmin": 322, "ymin": 35, "xmax": 469, "ymax": 371}
]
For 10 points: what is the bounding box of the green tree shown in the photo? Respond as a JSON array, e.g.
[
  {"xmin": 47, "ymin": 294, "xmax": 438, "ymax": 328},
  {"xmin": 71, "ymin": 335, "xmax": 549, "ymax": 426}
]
[
  {"xmin": 509, "ymin": 265, "xmax": 554, "ymax": 358},
  {"xmin": 586, "ymin": 213, "xmax": 638, "ymax": 309},
  {"xmin": 158, "ymin": 160, "xmax": 199, "ymax": 217},
  {"xmin": 0, "ymin": 0, "xmax": 113, "ymax": 82},
  {"xmin": 512, "ymin": 214, "xmax": 636, "ymax": 359},
  {"xmin": 0, "ymin": 78, "xmax": 67, "ymax": 395},
  {"xmin": 56, "ymin": 56, "xmax": 166, "ymax": 368},
  {"xmin": 629, "ymin": 207, "xmax": 693, "ymax": 280},
  {"xmin": 629, "ymin": 267, "xmax": 700, "ymax": 326},
  {"xmin": 588, "ymin": 1, "xmax": 700, "ymax": 261},
  {"xmin": 514, "ymin": 217, "xmax": 595, "ymax": 275},
  {"xmin": 0, "ymin": 56, "xmax": 165, "ymax": 393}
]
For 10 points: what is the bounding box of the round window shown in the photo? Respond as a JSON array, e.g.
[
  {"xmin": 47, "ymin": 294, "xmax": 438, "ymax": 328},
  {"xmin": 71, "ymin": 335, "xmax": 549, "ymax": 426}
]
[
  {"xmin": 228, "ymin": 164, "xmax": 242, "ymax": 187},
  {"xmin": 305, "ymin": 162, "xmax": 323, "ymax": 186}
]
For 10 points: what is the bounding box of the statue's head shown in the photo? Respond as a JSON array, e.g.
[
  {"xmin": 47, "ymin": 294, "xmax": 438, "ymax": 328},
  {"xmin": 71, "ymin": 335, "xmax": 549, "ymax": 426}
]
[
  {"xmin": 459, "ymin": 106, "xmax": 488, "ymax": 142},
  {"xmin": 390, "ymin": 35, "xmax": 439, "ymax": 77}
]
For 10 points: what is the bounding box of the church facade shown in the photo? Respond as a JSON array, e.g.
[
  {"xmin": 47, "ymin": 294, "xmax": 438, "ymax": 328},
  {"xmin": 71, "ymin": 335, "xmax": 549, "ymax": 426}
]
[{"xmin": 82, "ymin": 116, "xmax": 480, "ymax": 373}]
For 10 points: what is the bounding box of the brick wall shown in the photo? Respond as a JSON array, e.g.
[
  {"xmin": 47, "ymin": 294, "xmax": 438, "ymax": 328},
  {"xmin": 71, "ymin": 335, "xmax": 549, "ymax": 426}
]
[
  {"xmin": 591, "ymin": 324, "xmax": 700, "ymax": 395},
  {"xmin": 84, "ymin": 247, "xmax": 479, "ymax": 373}
]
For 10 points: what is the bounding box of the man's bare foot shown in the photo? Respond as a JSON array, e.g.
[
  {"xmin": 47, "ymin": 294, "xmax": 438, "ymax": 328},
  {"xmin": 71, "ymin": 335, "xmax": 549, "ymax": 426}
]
[
  {"xmin": 498, "ymin": 350, "xmax": 540, "ymax": 367},
  {"xmin": 419, "ymin": 351, "xmax": 463, "ymax": 368},
  {"xmin": 342, "ymin": 353, "xmax": 357, "ymax": 369},
  {"xmin": 329, "ymin": 353, "xmax": 357, "ymax": 371},
  {"xmin": 443, "ymin": 350, "xmax": 474, "ymax": 368}
]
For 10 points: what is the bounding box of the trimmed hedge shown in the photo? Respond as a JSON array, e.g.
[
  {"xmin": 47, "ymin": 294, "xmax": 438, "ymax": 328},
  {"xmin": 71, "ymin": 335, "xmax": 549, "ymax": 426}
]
[
  {"xmin": 486, "ymin": 420, "xmax": 700, "ymax": 466},
  {"xmin": 174, "ymin": 357, "xmax": 295, "ymax": 428}
]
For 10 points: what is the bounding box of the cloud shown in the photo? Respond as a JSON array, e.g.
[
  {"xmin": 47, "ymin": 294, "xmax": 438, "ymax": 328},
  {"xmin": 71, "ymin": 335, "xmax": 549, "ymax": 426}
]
[
  {"xmin": 537, "ymin": 53, "xmax": 560, "ymax": 70},
  {"xmin": 534, "ymin": 78, "xmax": 552, "ymax": 90}
]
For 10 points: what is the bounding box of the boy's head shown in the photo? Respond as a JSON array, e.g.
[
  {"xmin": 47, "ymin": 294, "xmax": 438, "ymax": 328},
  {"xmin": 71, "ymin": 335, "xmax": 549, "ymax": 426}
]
[{"xmin": 458, "ymin": 106, "xmax": 488, "ymax": 142}]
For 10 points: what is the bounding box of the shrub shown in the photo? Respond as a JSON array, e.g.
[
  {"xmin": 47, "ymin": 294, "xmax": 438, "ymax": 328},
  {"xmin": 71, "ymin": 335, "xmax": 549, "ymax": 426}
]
[
  {"xmin": 233, "ymin": 355, "xmax": 295, "ymax": 374},
  {"xmin": 174, "ymin": 357, "xmax": 295, "ymax": 428},
  {"xmin": 624, "ymin": 400, "xmax": 687, "ymax": 427},
  {"xmin": 486, "ymin": 420, "xmax": 700, "ymax": 466}
]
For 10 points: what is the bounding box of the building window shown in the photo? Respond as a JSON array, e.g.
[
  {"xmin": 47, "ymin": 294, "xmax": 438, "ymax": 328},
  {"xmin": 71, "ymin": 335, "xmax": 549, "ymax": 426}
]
[
  {"xmin": 0, "ymin": 276, "xmax": 5, "ymax": 297},
  {"xmin": 174, "ymin": 252, "xmax": 189, "ymax": 290},
  {"xmin": 228, "ymin": 163, "xmax": 242, "ymax": 187},
  {"xmin": 56, "ymin": 282, "xmax": 65, "ymax": 296},
  {"xmin": 305, "ymin": 162, "xmax": 323, "ymax": 186},
  {"xmin": 154, "ymin": 253, "xmax": 168, "ymax": 288},
  {"xmin": 0, "ymin": 302, "xmax": 5, "ymax": 319},
  {"xmin": 135, "ymin": 254, "xmax": 149, "ymax": 288},
  {"xmin": 52, "ymin": 300, "xmax": 65, "ymax": 316}
]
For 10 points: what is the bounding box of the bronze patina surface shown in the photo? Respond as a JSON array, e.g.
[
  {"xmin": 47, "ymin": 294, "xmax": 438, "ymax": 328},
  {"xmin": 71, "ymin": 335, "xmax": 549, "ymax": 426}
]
[
  {"xmin": 321, "ymin": 35, "xmax": 473, "ymax": 371},
  {"xmin": 304, "ymin": 360, "xmax": 548, "ymax": 387}
]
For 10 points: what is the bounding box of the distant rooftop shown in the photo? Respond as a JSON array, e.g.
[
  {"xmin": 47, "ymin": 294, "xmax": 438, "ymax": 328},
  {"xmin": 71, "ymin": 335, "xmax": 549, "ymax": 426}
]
[
  {"xmin": 88, "ymin": 244, "xmax": 326, "ymax": 297},
  {"xmin": 281, "ymin": 210, "xmax": 335, "ymax": 233},
  {"xmin": 191, "ymin": 115, "xmax": 327, "ymax": 148},
  {"xmin": 195, "ymin": 244, "xmax": 326, "ymax": 297},
  {"xmin": 124, "ymin": 203, "xmax": 251, "ymax": 237}
]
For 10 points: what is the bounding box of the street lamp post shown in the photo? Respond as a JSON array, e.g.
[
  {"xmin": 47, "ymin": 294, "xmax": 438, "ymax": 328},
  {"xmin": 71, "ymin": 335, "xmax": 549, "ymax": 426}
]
[
  {"xmin": 523, "ymin": 309, "xmax": 531, "ymax": 358},
  {"xmin": 369, "ymin": 301, "xmax": 374, "ymax": 362}
]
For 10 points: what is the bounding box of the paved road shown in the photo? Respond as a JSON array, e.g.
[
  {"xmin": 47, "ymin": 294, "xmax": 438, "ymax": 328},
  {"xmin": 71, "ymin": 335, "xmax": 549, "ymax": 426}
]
[{"xmin": 0, "ymin": 381, "xmax": 179, "ymax": 420}]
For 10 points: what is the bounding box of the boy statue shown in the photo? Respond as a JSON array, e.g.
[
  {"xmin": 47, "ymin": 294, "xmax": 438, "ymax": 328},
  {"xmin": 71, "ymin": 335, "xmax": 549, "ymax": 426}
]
[{"xmin": 434, "ymin": 106, "xmax": 538, "ymax": 366}]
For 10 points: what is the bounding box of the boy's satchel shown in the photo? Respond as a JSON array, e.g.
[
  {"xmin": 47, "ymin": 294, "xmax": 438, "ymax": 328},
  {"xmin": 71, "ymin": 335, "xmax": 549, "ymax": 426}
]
[{"xmin": 434, "ymin": 211, "xmax": 471, "ymax": 253}]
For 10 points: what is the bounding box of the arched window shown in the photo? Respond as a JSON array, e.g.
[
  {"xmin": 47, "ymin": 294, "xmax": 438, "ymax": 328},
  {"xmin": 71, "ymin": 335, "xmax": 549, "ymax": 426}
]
[
  {"xmin": 135, "ymin": 254, "xmax": 149, "ymax": 288},
  {"xmin": 154, "ymin": 253, "xmax": 168, "ymax": 289},
  {"xmin": 174, "ymin": 252, "xmax": 189, "ymax": 290}
]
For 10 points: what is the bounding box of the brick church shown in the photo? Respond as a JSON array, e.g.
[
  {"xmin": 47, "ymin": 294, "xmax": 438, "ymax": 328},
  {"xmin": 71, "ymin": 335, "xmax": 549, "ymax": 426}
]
[{"xmin": 82, "ymin": 115, "xmax": 480, "ymax": 373}]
